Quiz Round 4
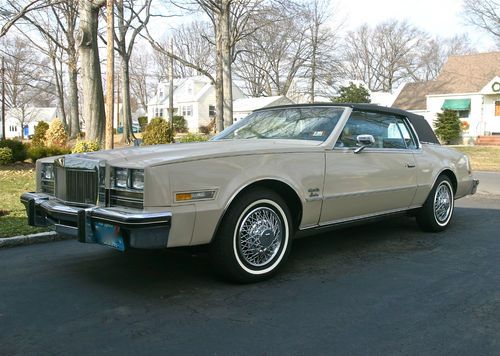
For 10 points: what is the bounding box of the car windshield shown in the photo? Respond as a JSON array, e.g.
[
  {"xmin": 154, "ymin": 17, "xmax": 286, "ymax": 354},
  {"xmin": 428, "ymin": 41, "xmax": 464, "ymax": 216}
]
[{"xmin": 212, "ymin": 107, "xmax": 345, "ymax": 142}]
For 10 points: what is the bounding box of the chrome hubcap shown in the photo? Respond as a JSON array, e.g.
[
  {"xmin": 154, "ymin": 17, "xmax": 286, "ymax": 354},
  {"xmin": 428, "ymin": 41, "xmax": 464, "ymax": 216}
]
[
  {"xmin": 238, "ymin": 207, "xmax": 283, "ymax": 267},
  {"xmin": 434, "ymin": 183, "xmax": 452, "ymax": 223}
]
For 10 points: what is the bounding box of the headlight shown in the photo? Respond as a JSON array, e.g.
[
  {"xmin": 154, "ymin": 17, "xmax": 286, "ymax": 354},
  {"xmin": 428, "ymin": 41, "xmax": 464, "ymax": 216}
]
[
  {"xmin": 112, "ymin": 168, "xmax": 144, "ymax": 190},
  {"xmin": 114, "ymin": 168, "xmax": 128, "ymax": 189},
  {"xmin": 131, "ymin": 169, "xmax": 144, "ymax": 190},
  {"xmin": 41, "ymin": 163, "xmax": 54, "ymax": 180}
]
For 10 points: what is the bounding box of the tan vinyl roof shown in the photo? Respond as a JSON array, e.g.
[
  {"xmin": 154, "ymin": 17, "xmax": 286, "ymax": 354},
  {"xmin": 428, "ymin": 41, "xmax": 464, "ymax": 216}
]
[{"xmin": 393, "ymin": 51, "xmax": 500, "ymax": 110}]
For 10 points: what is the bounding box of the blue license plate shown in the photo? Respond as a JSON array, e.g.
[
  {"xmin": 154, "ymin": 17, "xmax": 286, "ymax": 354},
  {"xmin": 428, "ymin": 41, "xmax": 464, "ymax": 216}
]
[{"xmin": 93, "ymin": 221, "xmax": 125, "ymax": 251}]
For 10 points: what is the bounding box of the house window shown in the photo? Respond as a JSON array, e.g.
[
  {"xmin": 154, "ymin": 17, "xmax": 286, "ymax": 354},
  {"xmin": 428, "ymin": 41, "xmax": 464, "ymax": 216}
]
[
  {"xmin": 457, "ymin": 110, "xmax": 470, "ymax": 119},
  {"xmin": 9, "ymin": 125, "xmax": 17, "ymax": 132},
  {"xmin": 181, "ymin": 105, "xmax": 193, "ymax": 117},
  {"xmin": 187, "ymin": 83, "xmax": 193, "ymax": 95},
  {"xmin": 496, "ymin": 101, "xmax": 500, "ymax": 117},
  {"xmin": 209, "ymin": 105, "xmax": 216, "ymax": 117},
  {"xmin": 159, "ymin": 89, "xmax": 164, "ymax": 98},
  {"xmin": 159, "ymin": 108, "xmax": 164, "ymax": 117}
]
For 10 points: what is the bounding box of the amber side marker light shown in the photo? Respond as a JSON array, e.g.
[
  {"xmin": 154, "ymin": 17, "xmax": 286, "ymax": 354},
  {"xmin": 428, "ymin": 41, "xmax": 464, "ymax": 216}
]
[{"xmin": 175, "ymin": 190, "xmax": 216, "ymax": 202}]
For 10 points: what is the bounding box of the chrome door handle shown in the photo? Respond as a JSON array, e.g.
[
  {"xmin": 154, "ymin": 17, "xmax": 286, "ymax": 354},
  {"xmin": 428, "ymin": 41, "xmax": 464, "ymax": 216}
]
[{"xmin": 406, "ymin": 163, "xmax": 416, "ymax": 168}]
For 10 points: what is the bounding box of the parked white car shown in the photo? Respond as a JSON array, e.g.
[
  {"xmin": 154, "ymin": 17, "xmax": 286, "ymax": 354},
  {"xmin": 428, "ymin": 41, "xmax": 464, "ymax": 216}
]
[{"xmin": 22, "ymin": 104, "xmax": 479, "ymax": 282}]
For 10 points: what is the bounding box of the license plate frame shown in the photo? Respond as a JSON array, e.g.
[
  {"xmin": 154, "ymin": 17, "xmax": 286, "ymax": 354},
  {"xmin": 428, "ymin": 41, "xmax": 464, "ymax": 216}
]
[{"xmin": 93, "ymin": 221, "xmax": 125, "ymax": 251}]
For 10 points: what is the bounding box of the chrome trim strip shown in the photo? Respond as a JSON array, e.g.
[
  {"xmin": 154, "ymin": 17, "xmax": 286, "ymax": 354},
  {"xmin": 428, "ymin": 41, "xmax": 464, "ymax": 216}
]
[
  {"xmin": 300, "ymin": 206, "xmax": 414, "ymax": 230},
  {"xmin": 323, "ymin": 185, "xmax": 416, "ymax": 200}
]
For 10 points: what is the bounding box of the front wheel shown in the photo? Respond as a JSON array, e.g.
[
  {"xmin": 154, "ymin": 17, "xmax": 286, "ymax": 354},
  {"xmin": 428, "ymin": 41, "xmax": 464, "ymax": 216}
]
[
  {"xmin": 211, "ymin": 188, "xmax": 293, "ymax": 283},
  {"xmin": 416, "ymin": 175, "xmax": 454, "ymax": 232}
]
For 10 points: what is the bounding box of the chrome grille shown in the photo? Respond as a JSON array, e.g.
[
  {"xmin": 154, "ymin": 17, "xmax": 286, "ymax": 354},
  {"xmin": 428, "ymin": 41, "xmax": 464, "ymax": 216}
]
[
  {"xmin": 65, "ymin": 169, "xmax": 98, "ymax": 204},
  {"xmin": 54, "ymin": 159, "xmax": 100, "ymax": 205}
]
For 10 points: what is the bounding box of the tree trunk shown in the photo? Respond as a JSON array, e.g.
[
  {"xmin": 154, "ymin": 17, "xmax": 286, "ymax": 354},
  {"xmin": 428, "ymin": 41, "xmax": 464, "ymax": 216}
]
[
  {"xmin": 67, "ymin": 55, "xmax": 80, "ymax": 138},
  {"xmin": 221, "ymin": 2, "xmax": 233, "ymax": 129},
  {"xmin": 120, "ymin": 56, "xmax": 135, "ymax": 144},
  {"xmin": 215, "ymin": 21, "xmax": 224, "ymax": 133},
  {"xmin": 51, "ymin": 54, "xmax": 67, "ymax": 129},
  {"xmin": 168, "ymin": 38, "xmax": 174, "ymax": 140},
  {"xmin": 78, "ymin": 0, "xmax": 106, "ymax": 143}
]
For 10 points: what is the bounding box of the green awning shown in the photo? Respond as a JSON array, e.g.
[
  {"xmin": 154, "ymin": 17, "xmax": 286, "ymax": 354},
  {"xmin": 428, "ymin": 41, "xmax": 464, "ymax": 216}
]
[{"xmin": 441, "ymin": 98, "xmax": 471, "ymax": 111}]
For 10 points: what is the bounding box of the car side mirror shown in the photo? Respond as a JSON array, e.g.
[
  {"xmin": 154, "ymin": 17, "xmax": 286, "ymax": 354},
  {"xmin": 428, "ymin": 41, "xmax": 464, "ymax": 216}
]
[
  {"xmin": 354, "ymin": 134, "xmax": 375, "ymax": 154},
  {"xmin": 356, "ymin": 134, "xmax": 375, "ymax": 146}
]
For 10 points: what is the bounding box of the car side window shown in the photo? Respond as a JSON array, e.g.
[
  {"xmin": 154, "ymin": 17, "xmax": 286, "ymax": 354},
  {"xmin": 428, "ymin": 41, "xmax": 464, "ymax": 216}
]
[{"xmin": 336, "ymin": 111, "xmax": 416, "ymax": 149}]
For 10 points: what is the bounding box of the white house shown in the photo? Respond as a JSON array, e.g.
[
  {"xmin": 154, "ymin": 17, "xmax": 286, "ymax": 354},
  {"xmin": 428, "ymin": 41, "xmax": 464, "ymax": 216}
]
[
  {"xmin": 147, "ymin": 76, "xmax": 246, "ymax": 132},
  {"xmin": 232, "ymin": 96, "xmax": 295, "ymax": 122},
  {"xmin": 392, "ymin": 52, "xmax": 500, "ymax": 142},
  {"xmin": 2, "ymin": 107, "xmax": 59, "ymax": 139}
]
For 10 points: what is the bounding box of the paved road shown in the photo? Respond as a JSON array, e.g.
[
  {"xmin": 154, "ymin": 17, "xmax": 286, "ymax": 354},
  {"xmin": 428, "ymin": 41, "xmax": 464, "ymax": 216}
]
[{"xmin": 1, "ymin": 194, "xmax": 499, "ymax": 355}]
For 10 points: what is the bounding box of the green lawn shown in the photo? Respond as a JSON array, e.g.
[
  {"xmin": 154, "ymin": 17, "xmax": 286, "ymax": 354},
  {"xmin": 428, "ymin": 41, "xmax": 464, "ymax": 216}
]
[
  {"xmin": 0, "ymin": 164, "xmax": 48, "ymax": 238},
  {"xmin": 452, "ymin": 146, "xmax": 500, "ymax": 172}
]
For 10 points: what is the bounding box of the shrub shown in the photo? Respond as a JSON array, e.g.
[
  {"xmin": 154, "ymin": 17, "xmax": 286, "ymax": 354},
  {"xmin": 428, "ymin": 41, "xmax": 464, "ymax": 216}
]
[
  {"xmin": 138, "ymin": 116, "xmax": 148, "ymax": 132},
  {"xmin": 333, "ymin": 82, "xmax": 371, "ymax": 103},
  {"xmin": 45, "ymin": 119, "xmax": 68, "ymax": 147},
  {"xmin": 173, "ymin": 115, "xmax": 188, "ymax": 133},
  {"xmin": 0, "ymin": 139, "xmax": 28, "ymax": 162},
  {"xmin": 434, "ymin": 110, "xmax": 461, "ymax": 145},
  {"xmin": 72, "ymin": 140, "xmax": 100, "ymax": 154},
  {"xmin": 178, "ymin": 133, "xmax": 209, "ymax": 143},
  {"xmin": 199, "ymin": 118, "xmax": 216, "ymax": 135},
  {"xmin": 0, "ymin": 147, "xmax": 13, "ymax": 165},
  {"xmin": 32, "ymin": 121, "xmax": 49, "ymax": 146},
  {"xmin": 142, "ymin": 117, "xmax": 173, "ymax": 145},
  {"xmin": 27, "ymin": 145, "xmax": 71, "ymax": 162}
]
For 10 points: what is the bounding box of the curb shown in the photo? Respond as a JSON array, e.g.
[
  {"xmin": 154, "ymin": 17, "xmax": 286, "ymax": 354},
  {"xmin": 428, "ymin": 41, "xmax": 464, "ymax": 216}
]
[{"xmin": 0, "ymin": 231, "xmax": 74, "ymax": 249}]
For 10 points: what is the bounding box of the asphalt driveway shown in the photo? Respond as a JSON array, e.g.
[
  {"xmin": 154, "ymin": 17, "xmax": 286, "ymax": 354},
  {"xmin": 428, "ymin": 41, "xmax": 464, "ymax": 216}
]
[{"xmin": 0, "ymin": 193, "xmax": 499, "ymax": 355}]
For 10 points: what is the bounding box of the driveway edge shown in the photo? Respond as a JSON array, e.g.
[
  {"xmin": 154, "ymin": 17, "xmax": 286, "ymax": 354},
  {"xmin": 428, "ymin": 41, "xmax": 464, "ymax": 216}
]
[{"xmin": 0, "ymin": 232, "xmax": 74, "ymax": 249}]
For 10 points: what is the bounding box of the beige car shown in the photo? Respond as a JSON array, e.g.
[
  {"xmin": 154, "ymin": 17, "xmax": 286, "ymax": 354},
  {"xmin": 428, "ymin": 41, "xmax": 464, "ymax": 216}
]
[{"xmin": 21, "ymin": 104, "xmax": 479, "ymax": 282}]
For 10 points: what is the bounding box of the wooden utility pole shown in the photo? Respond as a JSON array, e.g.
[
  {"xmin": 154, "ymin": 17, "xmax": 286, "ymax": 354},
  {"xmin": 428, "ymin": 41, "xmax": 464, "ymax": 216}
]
[
  {"xmin": 105, "ymin": 0, "xmax": 114, "ymax": 149},
  {"xmin": 1, "ymin": 57, "xmax": 5, "ymax": 140},
  {"xmin": 168, "ymin": 38, "xmax": 174, "ymax": 142}
]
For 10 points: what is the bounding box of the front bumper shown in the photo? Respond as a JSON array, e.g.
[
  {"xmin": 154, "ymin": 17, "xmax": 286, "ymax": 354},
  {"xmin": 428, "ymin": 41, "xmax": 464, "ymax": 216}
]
[
  {"xmin": 20, "ymin": 192, "xmax": 171, "ymax": 250},
  {"xmin": 471, "ymin": 178, "xmax": 480, "ymax": 195}
]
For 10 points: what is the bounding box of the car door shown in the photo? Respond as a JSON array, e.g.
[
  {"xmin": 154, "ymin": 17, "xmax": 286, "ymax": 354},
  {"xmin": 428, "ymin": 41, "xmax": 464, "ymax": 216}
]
[{"xmin": 320, "ymin": 110, "xmax": 418, "ymax": 225}]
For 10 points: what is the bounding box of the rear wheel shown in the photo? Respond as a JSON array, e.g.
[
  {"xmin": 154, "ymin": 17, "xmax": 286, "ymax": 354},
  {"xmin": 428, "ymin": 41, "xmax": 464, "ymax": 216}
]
[
  {"xmin": 211, "ymin": 188, "xmax": 293, "ymax": 283},
  {"xmin": 416, "ymin": 175, "xmax": 454, "ymax": 232}
]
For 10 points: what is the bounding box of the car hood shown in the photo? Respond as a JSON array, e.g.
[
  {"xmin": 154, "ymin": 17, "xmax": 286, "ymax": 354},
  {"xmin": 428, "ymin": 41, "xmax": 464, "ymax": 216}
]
[{"xmin": 71, "ymin": 139, "xmax": 323, "ymax": 168}]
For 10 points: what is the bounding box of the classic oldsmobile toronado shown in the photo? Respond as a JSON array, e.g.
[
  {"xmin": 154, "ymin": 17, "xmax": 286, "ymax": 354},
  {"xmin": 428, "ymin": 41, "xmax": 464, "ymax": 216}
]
[{"xmin": 21, "ymin": 104, "xmax": 479, "ymax": 282}]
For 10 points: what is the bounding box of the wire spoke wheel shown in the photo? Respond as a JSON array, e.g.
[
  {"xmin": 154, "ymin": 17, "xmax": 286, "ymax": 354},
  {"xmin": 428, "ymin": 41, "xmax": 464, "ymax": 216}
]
[
  {"xmin": 433, "ymin": 183, "xmax": 452, "ymax": 223},
  {"xmin": 238, "ymin": 207, "xmax": 283, "ymax": 267}
]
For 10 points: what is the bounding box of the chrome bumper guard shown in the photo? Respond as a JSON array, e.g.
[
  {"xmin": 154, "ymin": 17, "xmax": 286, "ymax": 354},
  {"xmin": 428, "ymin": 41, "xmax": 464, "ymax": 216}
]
[
  {"xmin": 20, "ymin": 192, "xmax": 171, "ymax": 250},
  {"xmin": 471, "ymin": 179, "xmax": 479, "ymax": 195}
]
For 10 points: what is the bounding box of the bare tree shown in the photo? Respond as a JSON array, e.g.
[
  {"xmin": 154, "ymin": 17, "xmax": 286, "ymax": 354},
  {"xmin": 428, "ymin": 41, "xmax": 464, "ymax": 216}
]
[
  {"xmin": 0, "ymin": 36, "xmax": 54, "ymax": 138},
  {"xmin": 415, "ymin": 34, "xmax": 475, "ymax": 82},
  {"xmin": 109, "ymin": 0, "xmax": 152, "ymax": 144},
  {"xmin": 129, "ymin": 47, "xmax": 156, "ymax": 112},
  {"xmin": 235, "ymin": 2, "xmax": 312, "ymax": 97},
  {"xmin": 1, "ymin": 0, "xmax": 80, "ymax": 137},
  {"xmin": 462, "ymin": 0, "xmax": 500, "ymax": 45},
  {"xmin": 303, "ymin": 0, "xmax": 341, "ymax": 103},
  {"xmin": 78, "ymin": 0, "xmax": 106, "ymax": 143},
  {"xmin": 343, "ymin": 20, "xmax": 426, "ymax": 91}
]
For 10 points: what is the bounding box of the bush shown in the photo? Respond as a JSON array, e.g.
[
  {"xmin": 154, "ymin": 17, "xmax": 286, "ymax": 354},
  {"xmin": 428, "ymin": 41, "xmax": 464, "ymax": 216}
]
[
  {"xmin": 199, "ymin": 118, "xmax": 216, "ymax": 135},
  {"xmin": 173, "ymin": 115, "xmax": 188, "ymax": 133},
  {"xmin": 333, "ymin": 82, "xmax": 371, "ymax": 103},
  {"xmin": 32, "ymin": 121, "xmax": 49, "ymax": 146},
  {"xmin": 0, "ymin": 139, "xmax": 28, "ymax": 162},
  {"xmin": 434, "ymin": 110, "xmax": 461, "ymax": 145},
  {"xmin": 138, "ymin": 116, "xmax": 148, "ymax": 132},
  {"xmin": 142, "ymin": 118, "xmax": 173, "ymax": 145},
  {"xmin": 0, "ymin": 147, "xmax": 13, "ymax": 165},
  {"xmin": 27, "ymin": 145, "xmax": 71, "ymax": 162},
  {"xmin": 72, "ymin": 140, "xmax": 100, "ymax": 153},
  {"xmin": 45, "ymin": 119, "xmax": 68, "ymax": 147},
  {"xmin": 178, "ymin": 133, "xmax": 209, "ymax": 143}
]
